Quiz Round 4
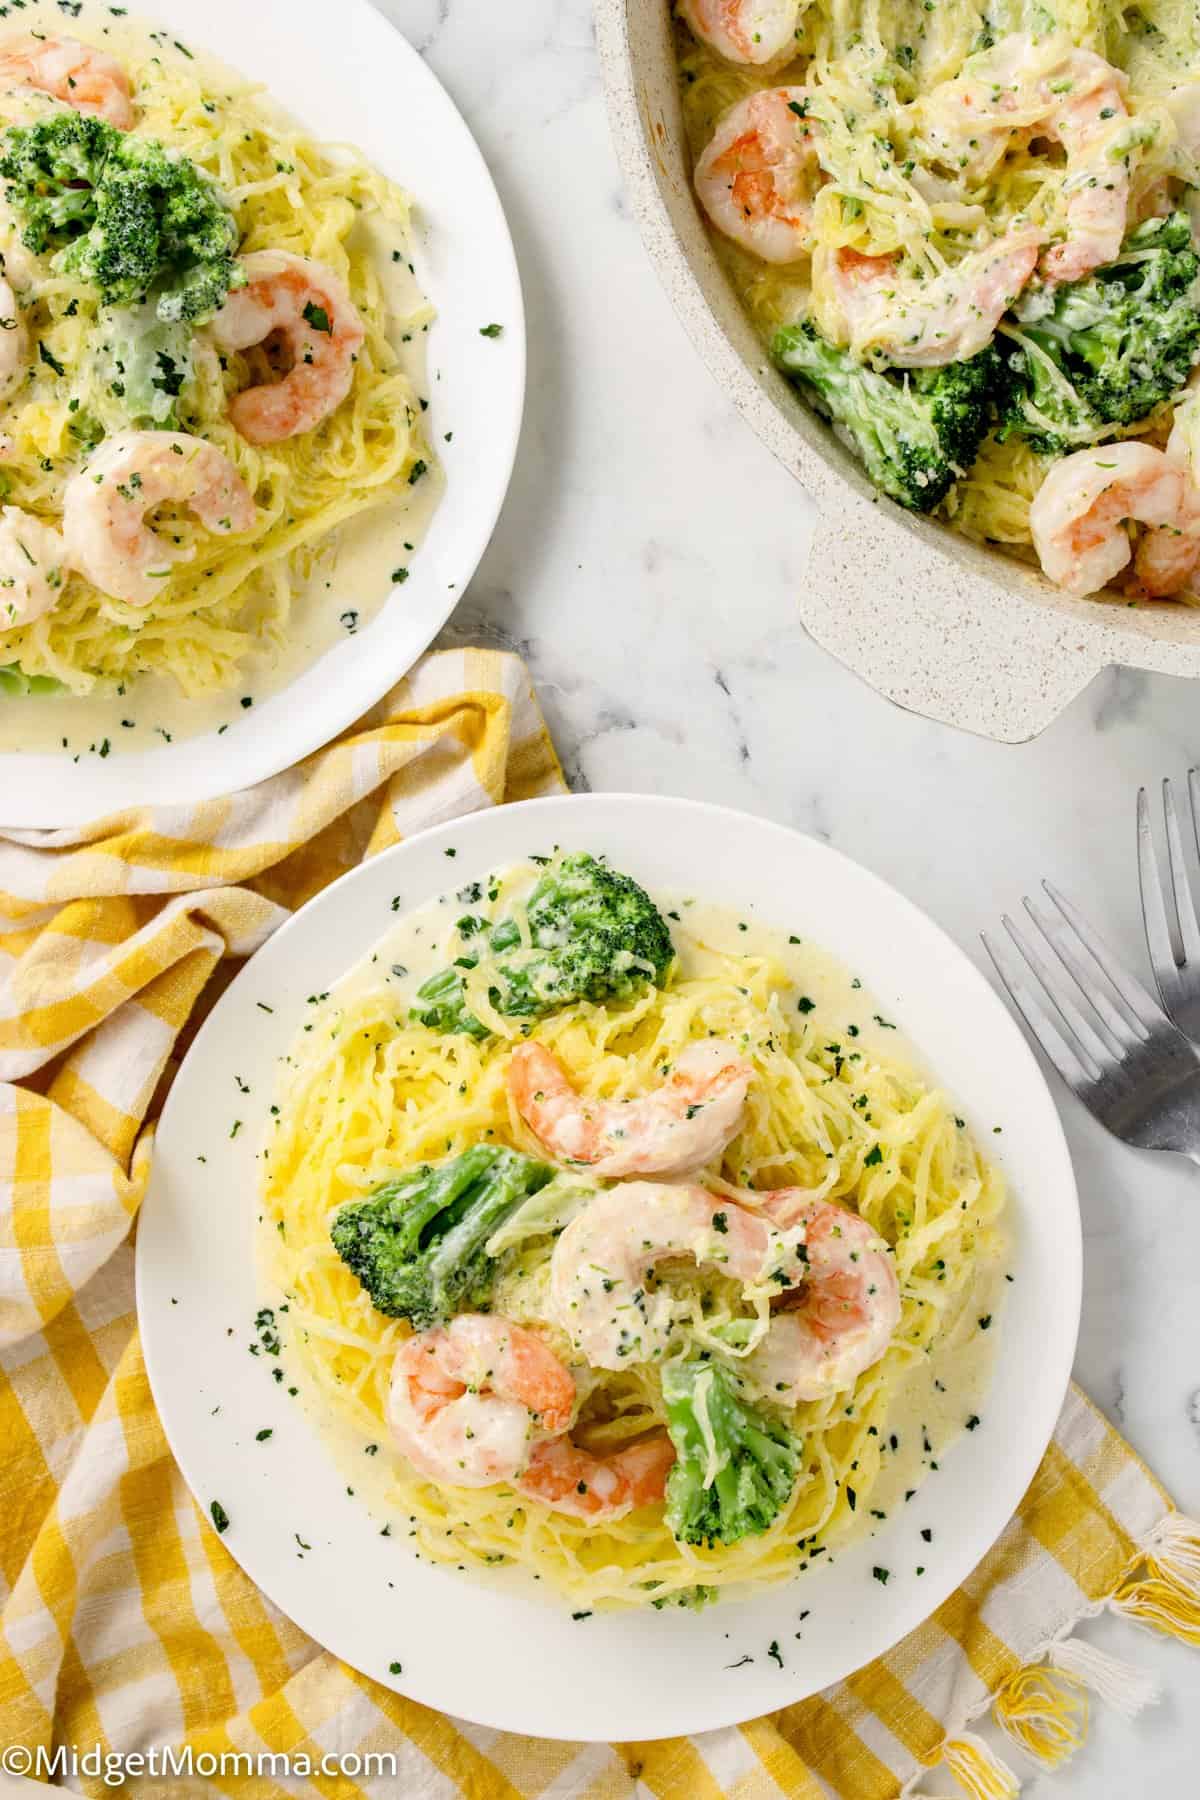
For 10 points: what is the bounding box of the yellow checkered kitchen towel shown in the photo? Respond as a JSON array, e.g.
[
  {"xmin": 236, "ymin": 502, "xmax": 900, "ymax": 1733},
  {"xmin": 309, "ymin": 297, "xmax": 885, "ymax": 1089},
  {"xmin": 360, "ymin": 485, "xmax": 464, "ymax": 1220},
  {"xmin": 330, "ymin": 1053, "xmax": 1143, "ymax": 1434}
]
[{"xmin": 1, "ymin": 647, "xmax": 1197, "ymax": 1800}]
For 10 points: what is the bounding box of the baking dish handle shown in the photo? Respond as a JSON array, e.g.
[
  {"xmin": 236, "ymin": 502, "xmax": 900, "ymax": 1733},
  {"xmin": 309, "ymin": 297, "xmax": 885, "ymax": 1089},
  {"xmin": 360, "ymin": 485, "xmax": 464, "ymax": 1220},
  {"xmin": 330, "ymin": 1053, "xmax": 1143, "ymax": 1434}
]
[{"xmin": 797, "ymin": 481, "xmax": 1108, "ymax": 743}]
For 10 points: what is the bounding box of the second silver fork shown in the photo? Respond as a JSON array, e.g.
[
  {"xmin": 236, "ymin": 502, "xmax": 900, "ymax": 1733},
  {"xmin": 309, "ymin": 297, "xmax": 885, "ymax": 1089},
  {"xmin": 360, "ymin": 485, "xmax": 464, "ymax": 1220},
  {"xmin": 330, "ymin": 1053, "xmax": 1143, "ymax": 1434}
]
[{"xmin": 1137, "ymin": 770, "xmax": 1200, "ymax": 1047}]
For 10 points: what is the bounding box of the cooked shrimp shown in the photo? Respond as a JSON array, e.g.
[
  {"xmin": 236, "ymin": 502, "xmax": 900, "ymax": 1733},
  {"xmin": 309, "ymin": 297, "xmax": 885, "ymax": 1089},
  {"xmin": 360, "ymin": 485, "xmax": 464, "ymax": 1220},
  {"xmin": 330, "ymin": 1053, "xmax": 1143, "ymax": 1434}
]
[
  {"xmin": 678, "ymin": 0, "xmax": 803, "ymax": 67},
  {"xmin": 816, "ymin": 233, "xmax": 1040, "ymax": 367},
  {"xmin": 209, "ymin": 251, "xmax": 366, "ymax": 445},
  {"xmin": 517, "ymin": 1432, "xmax": 676, "ymax": 1521},
  {"xmin": 0, "ymin": 35, "xmax": 133, "ymax": 128},
  {"xmin": 549, "ymin": 1182, "xmax": 806, "ymax": 1370},
  {"xmin": 694, "ymin": 88, "xmax": 824, "ymax": 263},
  {"xmin": 1041, "ymin": 63, "xmax": 1134, "ymax": 282},
  {"xmin": 737, "ymin": 1191, "xmax": 901, "ymax": 1402},
  {"xmin": 0, "ymin": 507, "xmax": 66, "ymax": 628},
  {"xmin": 0, "ymin": 273, "xmax": 25, "ymax": 400},
  {"xmin": 507, "ymin": 1038, "xmax": 752, "ymax": 1178},
  {"xmin": 61, "ymin": 430, "xmax": 256, "ymax": 606},
  {"xmin": 914, "ymin": 35, "xmax": 1132, "ymax": 284},
  {"xmin": 388, "ymin": 1313, "xmax": 575, "ymax": 1489},
  {"xmin": 1030, "ymin": 441, "xmax": 1200, "ymax": 598}
]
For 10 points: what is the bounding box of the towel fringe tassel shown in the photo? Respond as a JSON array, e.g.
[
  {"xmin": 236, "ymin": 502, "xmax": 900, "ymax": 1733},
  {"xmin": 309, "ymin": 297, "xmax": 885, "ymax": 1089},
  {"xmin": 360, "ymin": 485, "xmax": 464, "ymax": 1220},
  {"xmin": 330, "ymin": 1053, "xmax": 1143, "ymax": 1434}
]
[
  {"xmin": 1047, "ymin": 1636, "xmax": 1162, "ymax": 1719},
  {"xmin": 991, "ymin": 1634, "xmax": 1164, "ymax": 1769},
  {"xmin": 940, "ymin": 1733, "xmax": 1021, "ymax": 1799},
  {"xmin": 1111, "ymin": 1510, "xmax": 1200, "ymax": 1648},
  {"xmin": 932, "ymin": 1512, "xmax": 1198, "ymax": 1797},
  {"xmin": 992, "ymin": 1663, "xmax": 1088, "ymax": 1770}
]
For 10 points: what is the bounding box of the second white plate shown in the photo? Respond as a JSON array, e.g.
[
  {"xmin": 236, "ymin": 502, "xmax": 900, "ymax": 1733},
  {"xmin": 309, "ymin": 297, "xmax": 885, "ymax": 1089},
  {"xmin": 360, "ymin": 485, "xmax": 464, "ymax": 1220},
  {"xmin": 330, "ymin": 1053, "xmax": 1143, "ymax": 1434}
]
[{"xmin": 1, "ymin": 0, "xmax": 524, "ymax": 826}]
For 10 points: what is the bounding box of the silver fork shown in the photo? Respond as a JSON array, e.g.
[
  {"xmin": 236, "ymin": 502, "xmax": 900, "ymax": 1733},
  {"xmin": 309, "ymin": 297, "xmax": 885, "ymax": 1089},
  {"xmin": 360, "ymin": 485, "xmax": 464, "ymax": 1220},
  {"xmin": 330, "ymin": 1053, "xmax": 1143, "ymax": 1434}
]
[
  {"xmin": 982, "ymin": 882, "xmax": 1200, "ymax": 1162},
  {"xmin": 1136, "ymin": 771, "xmax": 1200, "ymax": 1047}
]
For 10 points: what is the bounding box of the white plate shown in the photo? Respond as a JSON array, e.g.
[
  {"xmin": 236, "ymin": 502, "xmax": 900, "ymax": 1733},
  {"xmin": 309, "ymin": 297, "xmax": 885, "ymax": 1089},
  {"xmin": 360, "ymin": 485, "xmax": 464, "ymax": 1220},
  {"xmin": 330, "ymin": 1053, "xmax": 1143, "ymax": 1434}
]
[
  {"xmin": 0, "ymin": 0, "xmax": 524, "ymax": 827},
  {"xmin": 136, "ymin": 795, "xmax": 1081, "ymax": 1742}
]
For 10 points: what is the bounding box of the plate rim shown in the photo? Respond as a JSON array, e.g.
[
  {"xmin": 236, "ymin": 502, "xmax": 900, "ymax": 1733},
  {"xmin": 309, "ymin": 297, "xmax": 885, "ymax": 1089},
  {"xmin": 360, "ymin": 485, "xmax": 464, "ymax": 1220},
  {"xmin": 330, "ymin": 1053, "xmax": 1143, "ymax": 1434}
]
[
  {"xmin": 136, "ymin": 792, "xmax": 1082, "ymax": 1741},
  {"xmin": 0, "ymin": 0, "xmax": 526, "ymax": 827}
]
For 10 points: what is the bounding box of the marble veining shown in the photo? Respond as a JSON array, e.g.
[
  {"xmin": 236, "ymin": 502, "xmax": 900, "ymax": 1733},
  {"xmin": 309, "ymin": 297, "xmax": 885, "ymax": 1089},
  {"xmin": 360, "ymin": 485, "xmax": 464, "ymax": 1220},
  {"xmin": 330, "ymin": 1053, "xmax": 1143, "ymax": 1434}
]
[{"xmin": 377, "ymin": 1, "xmax": 1198, "ymax": 1784}]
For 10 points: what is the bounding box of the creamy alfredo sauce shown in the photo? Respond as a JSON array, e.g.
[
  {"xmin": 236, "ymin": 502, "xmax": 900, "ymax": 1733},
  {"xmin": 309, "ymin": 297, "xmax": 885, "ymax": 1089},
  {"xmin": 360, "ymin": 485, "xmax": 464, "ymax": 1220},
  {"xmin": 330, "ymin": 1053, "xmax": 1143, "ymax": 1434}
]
[
  {"xmin": 0, "ymin": 4, "xmax": 443, "ymax": 756},
  {"xmin": 261, "ymin": 862, "xmax": 1007, "ymax": 1577}
]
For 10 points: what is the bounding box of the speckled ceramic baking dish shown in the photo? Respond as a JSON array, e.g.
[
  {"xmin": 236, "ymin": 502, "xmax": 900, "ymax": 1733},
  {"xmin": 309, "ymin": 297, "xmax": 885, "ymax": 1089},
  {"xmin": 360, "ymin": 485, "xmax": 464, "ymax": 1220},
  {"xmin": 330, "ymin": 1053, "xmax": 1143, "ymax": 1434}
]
[{"xmin": 595, "ymin": 0, "xmax": 1200, "ymax": 741}]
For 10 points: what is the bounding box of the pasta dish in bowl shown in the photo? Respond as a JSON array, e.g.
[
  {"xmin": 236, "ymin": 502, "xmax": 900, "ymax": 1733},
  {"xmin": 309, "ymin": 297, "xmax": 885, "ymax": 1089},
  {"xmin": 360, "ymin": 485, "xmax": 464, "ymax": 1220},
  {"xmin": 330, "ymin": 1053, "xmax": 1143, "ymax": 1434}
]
[
  {"xmin": 264, "ymin": 849, "xmax": 1008, "ymax": 1609},
  {"xmin": 677, "ymin": 0, "xmax": 1200, "ymax": 601},
  {"xmin": 595, "ymin": 0, "xmax": 1200, "ymax": 740}
]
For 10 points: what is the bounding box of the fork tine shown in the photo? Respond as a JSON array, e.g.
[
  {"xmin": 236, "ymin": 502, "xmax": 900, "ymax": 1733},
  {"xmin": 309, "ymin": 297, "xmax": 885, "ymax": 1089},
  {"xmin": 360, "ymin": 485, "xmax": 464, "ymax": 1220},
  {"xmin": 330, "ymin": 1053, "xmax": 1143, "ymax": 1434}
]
[
  {"xmin": 1162, "ymin": 777, "xmax": 1200, "ymax": 968},
  {"xmin": 1137, "ymin": 786, "xmax": 1183, "ymax": 1014},
  {"xmin": 1006, "ymin": 908, "xmax": 1121, "ymax": 1068},
  {"xmin": 1188, "ymin": 767, "xmax": 1200, "ymax": 864},
  {"xmin": 1023, "ymin": 894, "xmax": 1146, "ymax": 1055},
  {"xmin": 1041, "ymin": 880, "xmax": 1166, "ymax": 1032},
  {"xmin": 982, "ymin": 930, "xmax": 1099, "ymax": 1096}
]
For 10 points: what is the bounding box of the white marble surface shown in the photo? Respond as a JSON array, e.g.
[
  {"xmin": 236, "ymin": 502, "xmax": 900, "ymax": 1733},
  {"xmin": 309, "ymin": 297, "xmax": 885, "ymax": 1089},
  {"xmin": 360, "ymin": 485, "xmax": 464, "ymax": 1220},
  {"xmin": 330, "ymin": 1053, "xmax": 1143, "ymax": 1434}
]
[{"xmin": 379, "ymin": 0, "xmax": 1200, "ymax": 1785}]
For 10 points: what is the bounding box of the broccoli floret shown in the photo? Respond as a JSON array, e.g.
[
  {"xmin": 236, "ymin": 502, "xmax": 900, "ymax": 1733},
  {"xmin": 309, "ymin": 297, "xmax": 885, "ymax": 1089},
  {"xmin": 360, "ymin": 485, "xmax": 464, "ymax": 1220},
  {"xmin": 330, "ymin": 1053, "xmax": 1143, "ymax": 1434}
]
[
  {"xmin": 0, "ymin": 110, "xmax": 110, "ymax": 246},
  {"xmin": 650, "ymin": 1584, "xmax": 718, "ymax": 1610},
  {"xmin": 330, "ymin": 1144, "xmax": 553, "ymax": 1328},
  {"xmin": 662, "ymin": 1358, "xmax": 802, "ymax": 1548},
  {"xmin": 772, "ymin": 320, "xmax": 999, "ymax": 511},
  {"xmin": 97, "ymin": 303, "xmax": 195, "ymax": 426},
  {"xmin": 0, "ymin": 113, "xmax": 240, "ymax": 323},
  {"xmin": 411, "ymin": 851, "xmax": 676, "ymax": 1040},
  {"xmin": 1000, "ymin": 212, "xmax": 1200, "ymax": 453},
  {"xmin": 0, "ymin": 663, "xmax": 64, "ymax": 695},
  {"xmin": 994, "ymin": 329, "xmax": 1094, "ymax": 457}
]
